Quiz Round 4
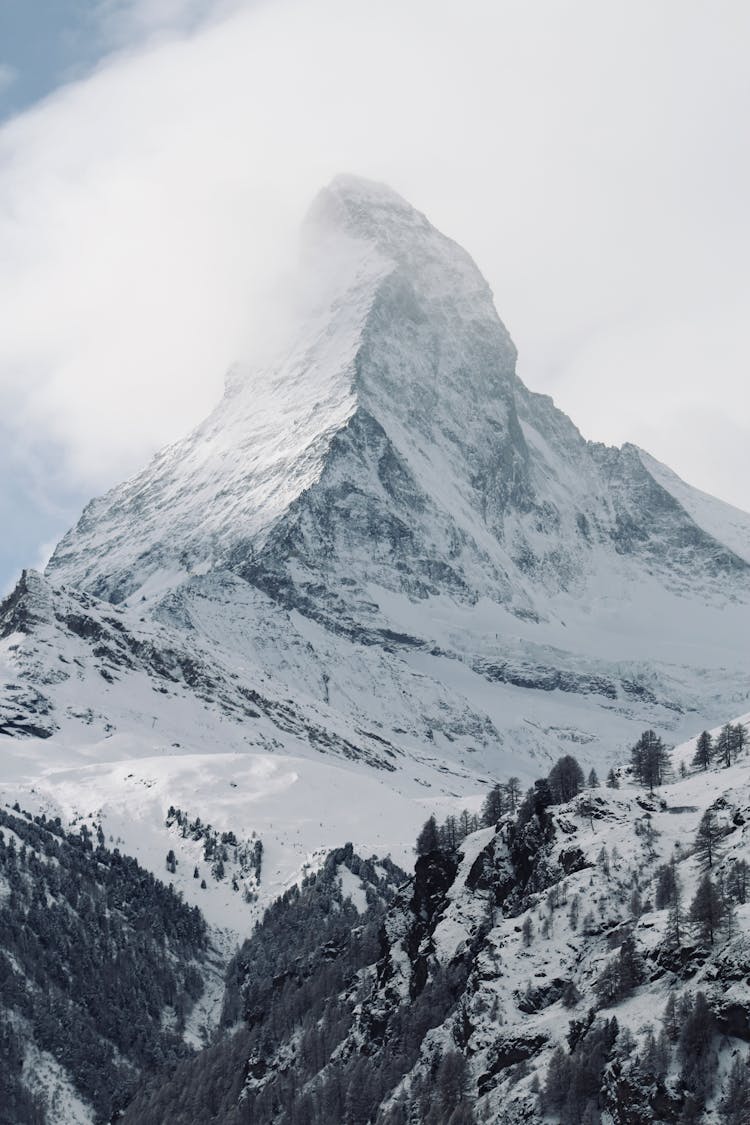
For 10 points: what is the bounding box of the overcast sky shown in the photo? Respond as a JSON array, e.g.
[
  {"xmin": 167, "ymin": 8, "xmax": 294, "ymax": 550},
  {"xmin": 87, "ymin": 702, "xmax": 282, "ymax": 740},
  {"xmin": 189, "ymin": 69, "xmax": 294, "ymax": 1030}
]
[{"xmin": 1, "ymin": 0, "xmax": 749, "ymax": 592}]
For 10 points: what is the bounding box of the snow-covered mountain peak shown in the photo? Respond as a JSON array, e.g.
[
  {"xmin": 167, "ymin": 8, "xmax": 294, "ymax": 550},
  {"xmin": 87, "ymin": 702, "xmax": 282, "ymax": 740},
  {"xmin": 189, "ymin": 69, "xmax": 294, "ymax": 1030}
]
[
  {"xmin": 19, "ymin": 176, "xmax": 750, "ymax": 784},
  {"xmin": 45, "ymin": 176, "xmax": 523, "ymax": 603},
  {"xmin": 306, "ymin": 173, "xmax": 424, "ymax": 237},
  {"xmin": 47, "ymin": 175, "xmax": 750, "ymax": 618},
  {"xmin": 306, "ymin": 173, "xmax": 512, "ymax": 339},
  {"xmin": 306, "ymin": 173, "xmax": 444, "ymax": 265}
]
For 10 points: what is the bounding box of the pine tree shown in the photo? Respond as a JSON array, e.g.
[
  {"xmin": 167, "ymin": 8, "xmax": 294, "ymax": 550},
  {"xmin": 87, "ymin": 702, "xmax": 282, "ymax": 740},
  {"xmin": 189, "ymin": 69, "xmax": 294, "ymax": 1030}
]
[
  {"xmin": 594, "ymin": 934, "xmax": 644, "ymax": 1004},
  {"xmin": 654, "ymin": 1028, "xmax": 671, "ymax": 1079},
  {"xmin": 436, "ymin": 1050, "xmax": 470, "ymax": 1117},
  {"xmin": 730, "ymin": 722, "xmax": 748, "ymax": 761},
  {"xmin": 458, "ymin": 809, "xmax": 474, "ymax": 840},
  {"xmin": 480, "ymin": 784, "xmax": 506, "ymax": 827},
  {"xmin": 618, "ymin": 934, "xmax": 645, "ymax": 995},
  {"xmin": 588, "ymin": 768, "xmax": 599, "ymax": 788},
  {"xmin": 561, "ymin": 980, "xmax": 581, "ymax": 1008},
  {"xmin": 568, "ymin": 894, "xmax": 580, "ymax": 930},
  {"xmin": 663, "ymin": 993, "xmax": 679, "ymax": 1042},
  {"xmin": 713, "ymin": 722, "xmax": 748, "ymax": 768},
  {"xmin": 722, "ymin": 1055, "xmax": 750, "ymax": 1125},
  {"xmin": 692, "ymin": 730, "xmax": 713, "ymax": 771},
  {"xmin": 664, "ymin": 884, "xmax": 685, "ymax": 951},
  {"xmin": 440, "ymin": 815, "xmax": 459, "ymax": 853},
  {"xmin": 416, "ymin": 815, "xmax": 440, "ymax": 855},
  {"xmin": 606, "ymin": 768, "xmax": 619, "ymax": 789},
  {"xmin": 677, "ymin": 992, "xmax": 715, "ymax": 1105},
  {"xmin": 726, "ymin": 858, "xmax": 749, "ymax": 904},
  {"xmin": 630, "ymin": 730, "xmax": 670, "ymax": 791},
  {"xmin": 690, "ymin": 876, "xmax": 724, "ymax": 946},
  {"xmin": 723, "ymin": 889, "xmax": 738, "ymax": 940},
  {"xmin": 548, "ymin": 755, "xmax": 586, "ymax": 803},
  {"xmin": 505, "ymin": 777, "xmax": 522, "ymax": 813},
  {"xmin": 655, "ymin": 860, "xmax": 680, "ymax": 909},
  {"xmin": 694, "ymin": 808, "xmax": 723, "ymax": 870},
  {"xmin": 542, "ymin": 1046, "xmax": 571, "ymax": 1115},
  {"xmin": 715, "ymin": 723, "xmax": 735, "ymax": 768}
]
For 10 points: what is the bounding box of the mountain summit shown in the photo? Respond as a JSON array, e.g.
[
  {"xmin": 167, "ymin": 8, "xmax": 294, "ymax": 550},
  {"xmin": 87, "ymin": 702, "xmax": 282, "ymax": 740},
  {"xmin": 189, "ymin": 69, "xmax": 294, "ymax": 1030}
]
[
  {"xmin": 47, "ymin": 173, "xmax": 524, "ymax": 608},
  {"xmin": 5, "ymin": 175, "xmax": 750, "ymax": 781}
]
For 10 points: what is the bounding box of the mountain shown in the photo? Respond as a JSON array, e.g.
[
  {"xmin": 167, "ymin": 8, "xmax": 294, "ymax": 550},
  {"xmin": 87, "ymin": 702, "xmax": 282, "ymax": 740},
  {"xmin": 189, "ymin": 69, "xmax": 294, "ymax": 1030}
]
[
  {"xmin": 2, "ymin": 175, "xmax": 749, "ymax": 792},
  {"xmin": 46, "ymin": 175, "xmax": 750, "ymax": 625},
  {"xmin": 3, "ymin": 175, "xmax": 750, "ymax": 1123},
  {"xmin": 6, "ymin": 710, "xmax": 750, "ymax": 1124}
]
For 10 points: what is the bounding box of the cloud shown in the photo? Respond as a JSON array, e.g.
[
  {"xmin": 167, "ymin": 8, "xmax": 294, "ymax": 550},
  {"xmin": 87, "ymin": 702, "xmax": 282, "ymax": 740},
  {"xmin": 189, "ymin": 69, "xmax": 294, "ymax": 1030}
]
[
  {"xmin": 91, "ymin": 0, "xmax": 243, "ymax": 49},
  {"xmin": 0, "ymin": 0, "xmax": 749, "ymax": 588}
]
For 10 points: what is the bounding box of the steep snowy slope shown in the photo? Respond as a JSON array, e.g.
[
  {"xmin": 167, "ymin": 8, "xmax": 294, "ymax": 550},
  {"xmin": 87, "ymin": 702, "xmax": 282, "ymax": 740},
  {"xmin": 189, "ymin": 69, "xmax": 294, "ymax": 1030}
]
[{"xmin": 637, "ymin": 446, "xmax": 750, "ymax": 566}]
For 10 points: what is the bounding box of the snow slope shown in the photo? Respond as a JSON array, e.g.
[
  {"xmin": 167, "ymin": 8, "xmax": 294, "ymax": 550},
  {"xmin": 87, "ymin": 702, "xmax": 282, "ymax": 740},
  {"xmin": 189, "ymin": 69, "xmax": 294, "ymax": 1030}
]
[{"xmin": 637, "ymin": 446, "xmax": 750, "ymax": 565}]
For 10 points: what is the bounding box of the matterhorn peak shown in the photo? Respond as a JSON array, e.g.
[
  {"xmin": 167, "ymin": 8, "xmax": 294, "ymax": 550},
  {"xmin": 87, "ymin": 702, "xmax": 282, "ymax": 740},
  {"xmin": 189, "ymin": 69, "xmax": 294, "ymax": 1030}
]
[
  {"xmin": 305, "ymin": 174, "xmax": 505, "ymax": 327},
  {"xmin": 45, "ymin": 178, "xmax": 523, "ymax": 603},
  {"xmin": 44, "ymin": 174, "xmax": 750, "ymax": 675},
  {"xmin": 305, "ymin": 173, "xmax": 432, "ymax": 248}
]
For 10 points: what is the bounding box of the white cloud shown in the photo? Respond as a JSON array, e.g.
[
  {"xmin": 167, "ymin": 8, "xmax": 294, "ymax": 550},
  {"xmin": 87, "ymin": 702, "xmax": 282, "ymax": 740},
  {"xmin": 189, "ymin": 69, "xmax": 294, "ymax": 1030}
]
[
  {"xmin": 91, "ymin": 0, "xmax": 241, "ymax": 48},
  {"xmin": 0, "ymin": 0, "xmax": 749, "ymax": 532}
]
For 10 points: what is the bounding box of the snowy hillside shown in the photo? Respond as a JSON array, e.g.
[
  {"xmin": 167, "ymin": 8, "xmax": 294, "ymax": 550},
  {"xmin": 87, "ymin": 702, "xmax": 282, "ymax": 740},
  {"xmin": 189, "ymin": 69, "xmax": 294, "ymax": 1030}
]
[{"xmin": 103, "ymin": 717, "xmax": 750, "ymax": 1125}]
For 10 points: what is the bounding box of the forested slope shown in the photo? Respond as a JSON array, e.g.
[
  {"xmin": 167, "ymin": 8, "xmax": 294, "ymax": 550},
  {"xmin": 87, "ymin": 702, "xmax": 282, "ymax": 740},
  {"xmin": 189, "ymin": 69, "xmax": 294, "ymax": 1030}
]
[{"xmin": 0, "ymin": 804, "xmax": 209, "ymax": 1123}]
